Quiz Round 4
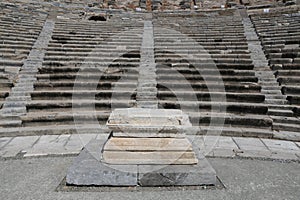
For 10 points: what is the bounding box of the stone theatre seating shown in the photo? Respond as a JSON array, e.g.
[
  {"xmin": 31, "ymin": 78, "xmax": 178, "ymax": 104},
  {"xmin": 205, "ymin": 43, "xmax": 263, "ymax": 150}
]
[
  {"xmin": 23, "ymin": 15, "xmax": 144, "ymax": 129},
  {"xmin": 153, "ymin": 10, "xmax": 272, "ymax": 137}
]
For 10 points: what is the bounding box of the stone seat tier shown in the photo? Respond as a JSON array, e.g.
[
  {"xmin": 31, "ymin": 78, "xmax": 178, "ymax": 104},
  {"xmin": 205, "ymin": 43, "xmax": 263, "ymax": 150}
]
[
  {"xmin": 44, "ymin": 51, "xmax": 141, "ymax": 57},
  {"xmin": 158, "ymin": 100, "xmax": 268, "ymax": 114},
  {"xmin": 30, "ymin": 90, "xmax": 137, "ymax": 100},
  {"xmin": 157, "ymin": 74, "xmax": 258, "ymax": 82},
  {"xmin": 33, "ymin": 81, "xmax": 137, "ymax": 90},
  {"xmin": 156, "ymin": 44, "xmax": 249, "ymax": 50},
  {"xmin": 155, "ymin": 49, "xmax": 251, "ymax": 54},
  {"xmin": 157, "ymin": 82, "xmax": 261, "ymax": 93},
  {"xmin": 47, "ymin": 43, "xmax": 142, "ymax": 48},
  {"xmin": 157, "ymin": 68, "xmax": 256, "ymax": 76},
  {"xmin": 157, "ymin": 63, "xmax": 254, "ymax": 70},
  {"xmin": 21, "ymin": 111, "xmax": 111, "ymax": 126},
  {"xmin": 37, "ymin": 66, "xmax": 139, "ymax": 73},
  {"xmin": 157, "ymin": 91, "xmax": 264, "ymax": 103},
  {"xmin": 27, "ymin": 100, "xmax": 135, "ymax": 112},
  {"xmin": 43, "ymin": 56, "xmax": 140, "ymax": 62},
  {"xmin": 155, "ymin": 53, "xmax": 251, "ymax": 59},
  {"xmin": 156, "ymin": 58, "xmax": 253, "ymax": 64},
  {"xmin": 35, "ymin": 73, "xmax": 138, "ymax": 81},
  {"xmin": 21, "ymin": 110, "xmax": 271, "ymax": 130}
]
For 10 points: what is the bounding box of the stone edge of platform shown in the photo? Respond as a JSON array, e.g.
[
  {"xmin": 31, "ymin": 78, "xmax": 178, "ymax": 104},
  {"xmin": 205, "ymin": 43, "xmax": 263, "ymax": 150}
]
[{"xmin": 0, "ymin": 134, "xmax": 300, "ymax": 162}]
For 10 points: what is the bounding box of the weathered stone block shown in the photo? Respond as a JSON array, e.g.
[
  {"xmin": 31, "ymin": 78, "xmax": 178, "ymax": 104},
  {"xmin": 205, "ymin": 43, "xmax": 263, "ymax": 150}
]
[
  {"xmin": 66, "ymin": 140, "xmax": 138, "ymax": 186},
  {"xmin": 138, "ymin": 147, "xmax": 216, "ymax": 186}
]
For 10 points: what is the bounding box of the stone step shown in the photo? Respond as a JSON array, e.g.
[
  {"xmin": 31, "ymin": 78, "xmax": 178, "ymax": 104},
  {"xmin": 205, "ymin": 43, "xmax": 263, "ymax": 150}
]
[
  {"xmin": 157, "ymin": 83, "xmax": 260, "ymax": 93},
  {"xmin": 268, "ymin": 104, "xmax": 293, "ymax": 110},
  {"xmin": 34, "ymin": 81, "xmax": 137, "ymax": 90},
  {"xmin": 264, "ymin": 94, "xmax": 287, "ymax": 99},
  {"xmin": 155, "ymin": 53, "xmax": 251, "ymax": 59},
  {"xmin": 43, "ymin": 57, "xmax": 140, "ymax": 62},
  {"xmin": 287, "ymin": 95, "xmax": 300, "ymax": 105},
  {"xmin": 27, "ymin": 99, "xmax": 135, "ymax": 109},
  {"xmin": 198, "ymin": 126, "xmax": 273, "ymax": 138},
  {"xmin": 159, "ymin": 100, "xmax": 268, "ymax": 114},
  {"xmin": 265, "ymin": 99, "xmax": 288, "ymax": 105},
  {"xmin": 42, "ymin": 61, "xmax": 141, "ymax": 67},
  {"xmin": 271, "ymin": 115, "xmax": 300, "ymax": 125},
  {"xmin": 158, "ymin": 91, "xmax": 265, "ymax": 103},
  {"xmin": 0, "ymin": 124, "xmax": 109, "ymax": 137},
  {"xmin": 30, "ymin": 90, "xmax": 137, "ymax": 100},
  {"xmin": 268, "ymin": 109, "xmax": 294, "ymax": 117},
  {"xmin": 0, "ymin": 119, "xmax": 22, "ymax": 127},
  {"xmin": 45, "ymin": 47, "xmax": 141, "ymax": 52},
  {"xmin": 155, "ymin": 49, "xmax": 251, "ymax": 54},
  {"xmin": 273, "ymin": 122, "xmax": 300, "ymax": 132},
  {"xmin": 188, "ymin": 112, "xmax": 272, "ymax": 128},
  {"xmin": 45, "ymin": 52, "xmax": 141, "ymax": 57},
  {"xmin": 156, "ymin": 45, "xmax": 249, "ymax": 50},
  {"xmin": 22, "ymin": 111, "xmax": 111, "ymax": 124},
  {"xmin": 36, "ymin": 74, "xmax": 139, "ymax": 80},
  {"xmin": 157, "ymin": 74, "xmax": 258, "ymax": 82},
  {"xmin": 47, "ymin": 43, "xmax": 142, "ymax": 49}
]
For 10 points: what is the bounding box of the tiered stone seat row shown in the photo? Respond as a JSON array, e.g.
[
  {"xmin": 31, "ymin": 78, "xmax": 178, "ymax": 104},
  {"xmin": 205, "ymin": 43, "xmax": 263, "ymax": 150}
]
[
  {"xmin": 23, "ymin": 16, "xmax": 145, "ymax": 128},
  {"xmin": 153, "ymin": 10, "xmax": 272, "ymax": 137},
  {"xmin": 0, "ymin": 9, "xmax": 46, "ymax": 110}
]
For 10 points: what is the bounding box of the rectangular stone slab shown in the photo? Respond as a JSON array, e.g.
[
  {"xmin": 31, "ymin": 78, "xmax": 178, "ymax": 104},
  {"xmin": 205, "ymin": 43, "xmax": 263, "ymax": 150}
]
[
  {"xmin": 112, "ymin": 132, "xmax": 186, "ymax": 138},
  {"xmin": 104, "ymin": 137, "xmax": 193, "ymax": 151},
  {"xmin": 107, "ymin": 108, "xmax": 192, "ymax": 132},
  {"xmin": 109, "ymin": 124, "xmax": 190, "ymax": 136},
  {"xmin": 102, "ymin": 151, "xmax": 198, "ymax": 165}
]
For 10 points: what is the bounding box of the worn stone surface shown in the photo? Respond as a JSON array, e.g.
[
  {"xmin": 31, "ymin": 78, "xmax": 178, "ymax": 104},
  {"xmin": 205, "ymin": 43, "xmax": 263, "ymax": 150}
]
[
  {"xmin": 0, "ymin": 137, "xmax": 13, "ymax": 149},
  {"xmin": 104, "ymin": 137, "xmax": 193, "ymax": 151},
  {"xmin": 107, "ymin": 108, "xmax": 192, "ymax": 137},
  {"xmin": 67, "ymin": 139, "xmax": 215, "ymax": 186},
  {"xmin": 24, "ymin": 135, "xmax": 70, "ymax": 157},
  {"xmin": 262, "ymin": 139, "xmax": 300, "ymax": 153},
  {"xmin": 66, "ymin": 139, "xmax": 138, "ymax": 186},
  {"xmin": 138, "ymin": 145, "xmax": 216, "ymax": 186},
  {"xmin": 0, "ymin": 136, "xmax": 39, "ymax": 157}
]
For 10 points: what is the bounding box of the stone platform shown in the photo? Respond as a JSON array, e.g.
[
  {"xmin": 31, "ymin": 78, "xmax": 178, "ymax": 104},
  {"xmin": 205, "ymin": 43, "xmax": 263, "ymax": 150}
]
[
  {"xmin": 67, "ymin": 108, "xmax": 217, "ymax": 186},
  {"xmin": 66, "ymin": 139, "xmax": 217, "ymax": 186}
]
